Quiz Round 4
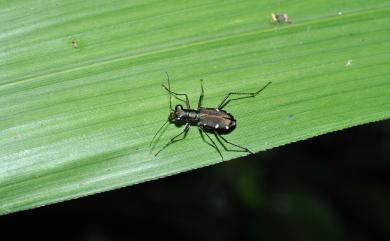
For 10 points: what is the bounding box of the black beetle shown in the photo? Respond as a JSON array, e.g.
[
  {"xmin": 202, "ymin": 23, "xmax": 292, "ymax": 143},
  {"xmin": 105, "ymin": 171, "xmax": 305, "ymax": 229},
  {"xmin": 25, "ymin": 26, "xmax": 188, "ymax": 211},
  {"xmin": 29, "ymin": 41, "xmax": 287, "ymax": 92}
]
[{"xmin": 151, "ymin": 73, "xmax": 271, "ymax": 160}]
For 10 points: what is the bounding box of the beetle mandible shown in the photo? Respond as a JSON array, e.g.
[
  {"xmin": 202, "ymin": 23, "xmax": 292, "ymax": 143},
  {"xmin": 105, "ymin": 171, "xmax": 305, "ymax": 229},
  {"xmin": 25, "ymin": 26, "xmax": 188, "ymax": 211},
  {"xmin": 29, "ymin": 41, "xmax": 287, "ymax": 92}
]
[{"xmin": 151, "ymin": 73, "xmax": 271, "ymax": 160}]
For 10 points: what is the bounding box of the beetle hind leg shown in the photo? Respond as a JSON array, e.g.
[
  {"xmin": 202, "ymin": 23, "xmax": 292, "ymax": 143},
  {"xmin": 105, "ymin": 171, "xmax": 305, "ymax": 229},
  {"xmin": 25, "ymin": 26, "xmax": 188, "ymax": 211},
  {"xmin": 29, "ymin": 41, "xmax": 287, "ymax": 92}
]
[
  {"xmin": 217, "ymin": 81, "xmax": 271, "ymax": 109},
  {"xmin": 198, "ymin": 128, "xmax": 224, "ymax": 160},
  {"xmin": 214, "ymin": 132, "xmax": 254, "ymax": 154}
]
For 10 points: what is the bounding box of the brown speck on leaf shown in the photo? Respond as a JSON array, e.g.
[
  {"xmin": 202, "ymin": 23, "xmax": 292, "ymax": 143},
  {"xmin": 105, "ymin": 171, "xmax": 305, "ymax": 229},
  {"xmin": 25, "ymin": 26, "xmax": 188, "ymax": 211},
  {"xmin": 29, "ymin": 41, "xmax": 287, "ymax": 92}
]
[{"xmin": 71, "ymin": 40, "xmax": 78, "ymax": 49}]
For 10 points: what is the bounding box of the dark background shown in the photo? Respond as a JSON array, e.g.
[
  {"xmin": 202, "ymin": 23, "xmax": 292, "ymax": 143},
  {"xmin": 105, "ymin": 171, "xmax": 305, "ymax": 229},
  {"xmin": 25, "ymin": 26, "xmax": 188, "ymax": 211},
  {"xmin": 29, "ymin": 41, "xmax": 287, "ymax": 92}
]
[{"xmin": 1, "ymin": 120, "xmax": 389, "ymax": 241}]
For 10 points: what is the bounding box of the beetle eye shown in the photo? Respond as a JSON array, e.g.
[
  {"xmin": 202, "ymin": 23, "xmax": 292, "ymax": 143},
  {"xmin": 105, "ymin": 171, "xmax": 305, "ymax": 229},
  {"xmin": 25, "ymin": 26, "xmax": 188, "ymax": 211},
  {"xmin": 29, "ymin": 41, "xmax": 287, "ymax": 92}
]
[{"xmin": 175, "ymin": 104, "xmax": 183, "ymax": 110}]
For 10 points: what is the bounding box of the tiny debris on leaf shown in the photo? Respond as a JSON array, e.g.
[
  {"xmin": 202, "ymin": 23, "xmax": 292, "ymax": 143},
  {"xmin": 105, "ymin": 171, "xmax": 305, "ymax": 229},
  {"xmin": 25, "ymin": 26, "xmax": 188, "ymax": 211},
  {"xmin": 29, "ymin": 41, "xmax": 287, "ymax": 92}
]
[{"xmin": 271, "ymin": 12, "xmax": 291, "ymax": 24}]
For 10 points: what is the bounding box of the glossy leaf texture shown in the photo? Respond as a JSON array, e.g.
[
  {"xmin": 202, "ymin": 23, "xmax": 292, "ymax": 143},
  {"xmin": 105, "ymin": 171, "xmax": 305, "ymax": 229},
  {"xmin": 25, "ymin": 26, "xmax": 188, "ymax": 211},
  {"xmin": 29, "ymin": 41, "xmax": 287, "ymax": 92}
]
[{"xmin": 1, "ymin": 0, "xmax": 389, "ymax": 215}]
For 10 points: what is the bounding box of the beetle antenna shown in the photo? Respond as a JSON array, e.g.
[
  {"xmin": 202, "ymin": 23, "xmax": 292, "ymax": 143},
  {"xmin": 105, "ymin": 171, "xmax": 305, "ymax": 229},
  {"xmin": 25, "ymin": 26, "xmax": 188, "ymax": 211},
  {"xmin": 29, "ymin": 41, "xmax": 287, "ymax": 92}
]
[
  {"xmin": 150, "ymin": 119, "xmax": 169, "ymax": 147},
  {"xmin": 165, "ymin": 72, "xmax": 173, "ymax": 111}
]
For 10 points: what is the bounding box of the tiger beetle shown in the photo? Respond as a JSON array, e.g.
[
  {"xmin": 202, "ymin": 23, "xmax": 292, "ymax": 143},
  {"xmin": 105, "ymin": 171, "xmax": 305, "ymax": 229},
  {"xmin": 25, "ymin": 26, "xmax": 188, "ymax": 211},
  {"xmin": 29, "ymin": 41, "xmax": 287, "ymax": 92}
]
[{"xmin": 150, "ymin": 73, "xmax": 271, "ymax": 160}]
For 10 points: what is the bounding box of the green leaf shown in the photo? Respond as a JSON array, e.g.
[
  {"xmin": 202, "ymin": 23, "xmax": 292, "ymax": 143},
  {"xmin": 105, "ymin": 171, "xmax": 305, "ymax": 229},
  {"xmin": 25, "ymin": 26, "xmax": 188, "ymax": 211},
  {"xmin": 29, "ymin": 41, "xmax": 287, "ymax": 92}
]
[{"xmin": 1, "ymin": 0, "xmax": 389, "ymax": 215}]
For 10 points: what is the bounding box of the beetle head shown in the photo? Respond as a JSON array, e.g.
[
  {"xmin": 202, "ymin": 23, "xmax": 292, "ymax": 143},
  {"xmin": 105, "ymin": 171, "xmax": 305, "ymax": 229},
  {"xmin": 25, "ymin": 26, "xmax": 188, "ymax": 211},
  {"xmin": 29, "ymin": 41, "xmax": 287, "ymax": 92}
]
[{"xmin": 168, "ymin": 104, "xmax": 186, "ymax": 125}]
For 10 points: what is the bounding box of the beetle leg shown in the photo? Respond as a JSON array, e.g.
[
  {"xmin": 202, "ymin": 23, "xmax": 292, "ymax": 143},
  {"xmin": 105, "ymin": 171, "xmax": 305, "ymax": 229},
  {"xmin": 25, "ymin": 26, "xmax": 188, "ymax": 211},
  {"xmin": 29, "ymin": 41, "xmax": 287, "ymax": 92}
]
[
  {"xmin": 155, "ymin": 124, "xmax": 190, "ymax": 156},
  {"xmin": 217, "ymin": 81, "xmax": 271, "ymax": 109},
  {"xmin": 198, "ymin": 127, "xmax": 224, "ymax": 160},
  {"xmin": 162, "ymin": 84, "xmax": 190, "ymax": 109},
  {"xmin": 163, "ymin": 72, "xmax": 190, "ymax": 109},
  {"xmin": 197, "ymin": 79, "xmax": 204, "ymax": 108},
  {"xmin": 214, "ymin": 132, "xmax": 254, "ymax": 154}
]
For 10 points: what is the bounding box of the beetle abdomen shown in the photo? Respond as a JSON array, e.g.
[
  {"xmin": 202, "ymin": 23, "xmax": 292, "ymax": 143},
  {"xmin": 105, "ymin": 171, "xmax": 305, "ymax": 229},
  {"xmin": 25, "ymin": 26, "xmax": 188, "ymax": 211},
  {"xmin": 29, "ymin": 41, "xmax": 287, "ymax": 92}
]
[{"xmin": 198, "ymin": 108, "xmax": 236, "ymax": 134}]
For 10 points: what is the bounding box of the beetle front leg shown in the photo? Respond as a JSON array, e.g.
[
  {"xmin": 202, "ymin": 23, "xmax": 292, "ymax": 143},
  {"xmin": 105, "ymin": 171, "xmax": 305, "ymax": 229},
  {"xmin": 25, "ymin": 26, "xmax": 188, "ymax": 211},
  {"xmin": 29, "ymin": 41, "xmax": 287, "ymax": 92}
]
[
  {"xmin": 155, "ymin": 124, "xmax": 190, "ymax": 156},
  {"xmin": 197, "ymin": 79, "xmax": 204, "ymax": 109}
]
